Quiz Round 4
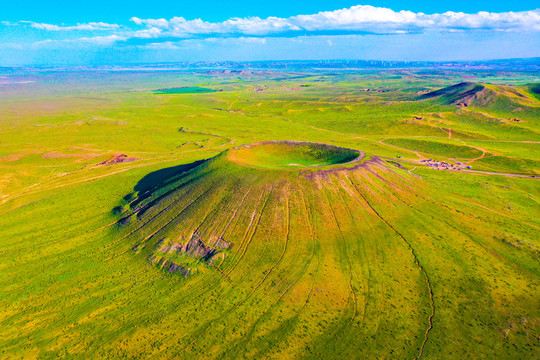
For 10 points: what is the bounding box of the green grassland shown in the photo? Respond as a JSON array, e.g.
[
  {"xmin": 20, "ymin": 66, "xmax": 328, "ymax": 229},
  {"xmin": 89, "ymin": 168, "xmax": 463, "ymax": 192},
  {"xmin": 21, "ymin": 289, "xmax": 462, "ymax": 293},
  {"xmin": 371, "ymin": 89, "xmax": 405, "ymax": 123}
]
[{"xmin": 0, "ymin": 69, "xmax": 539, "ymax": 359}]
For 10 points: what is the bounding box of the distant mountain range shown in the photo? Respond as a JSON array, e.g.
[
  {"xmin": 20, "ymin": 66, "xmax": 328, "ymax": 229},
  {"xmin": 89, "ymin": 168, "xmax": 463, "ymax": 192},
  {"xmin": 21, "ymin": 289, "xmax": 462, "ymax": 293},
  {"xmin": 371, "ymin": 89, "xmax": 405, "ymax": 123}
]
[{"xmin": 1, "ymin": 57, "xmax": 539, "ymax": 72}]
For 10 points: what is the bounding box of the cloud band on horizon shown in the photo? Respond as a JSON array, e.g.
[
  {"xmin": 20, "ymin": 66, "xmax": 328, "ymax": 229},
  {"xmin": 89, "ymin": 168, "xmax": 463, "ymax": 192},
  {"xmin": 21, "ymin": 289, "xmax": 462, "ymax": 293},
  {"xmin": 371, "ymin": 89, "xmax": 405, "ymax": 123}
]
[{"xmin": 128, "ymin": 5, "xmax": 540, "ymax": 40}]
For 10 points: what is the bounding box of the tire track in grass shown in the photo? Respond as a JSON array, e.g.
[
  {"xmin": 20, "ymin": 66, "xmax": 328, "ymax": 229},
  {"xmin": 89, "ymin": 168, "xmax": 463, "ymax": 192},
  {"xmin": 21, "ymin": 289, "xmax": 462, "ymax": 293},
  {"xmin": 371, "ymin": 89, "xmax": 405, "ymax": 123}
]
[
  {"xmin": 296, "ymin": 185, "xmax": 321, "ymax": 314},
  {"xmin": 105, "ymin": 182, "xmax": 220, "ymax": 261},
  {"xmin": 124, "ymin": 188, "xmax": 269, "ymax": 325},
  {"xmin": 0, "ymin": 165, "xmax": 202, "ymax": 254},
  {"xmin": 222, "ymin": 186, "xmax": 273, "ymax": 279},
  {"xmin": 227, "ymin": 191, "xmax": 291, "ymax": 306},
  {"xmin": 217, "ymin": 189, "xmax": 252, "ymax": 240},
  {"xmin": 321, "ymin": 185, "xmax": 358, "ymax": 340},
  {"xmin": 123, "ymin": 171, "xmax": 206, "ymax": 221},
  {"xmin": 460, "ymin": 197, "xmax": 540, "ymax": 231},
  {"xmin": 190, "ymin": 179, "xmax": 242, "ymax": 235},
  {"xmin": 378, "ymin": 181, "xmax": 539, "ymax": 350},
  {"xmin": 0, "ymin": 157, "xmax": 177, "ymax": 209},
  {"xmin": 162, "ymin": 186, "xmax": 272, "ymax": 312},
  {"xmin": 229, "ymin": 188, "xmax": 317, "ymax": 358},
  {"xmin": 412, "ymin": 191, "xmax": 540, "ymax": 232},
  {"xmin": 335, "ymin": 176, "xmax": 375, "ymax": 328},
  {"xmin": 131, "ymin": 181, "xmax": 239, "ymax": 299},
  {"xmin": 182, "ymin": 187, "xmax": 254, "ymax": 290},
  {"xmin": 160, "ymin": 186, "xmax": 272, "ymax": 309},
  {"xmin": 395, "ymin": 193, "xmax": 531, "ymax": 274},
  {"xmin": 348, "ymin": 180, "xmax": 434, "ymax": 360},
  {"xmin": 178, "ymin": 192, "xmax": 291, "ymax": 357},
  {"xmin": 0, "ymin": 218, "xmax": 119, "ymax": 256},
  {"xmin": 0, "ymin": 141, "xmax": 230, "ymax": 213},
  {"xmin": 142, "ymin": 180, "xmax": 247, "ymax": 300},
  {"xmin": 103, "ymin": 176, "xmax": 205, "ymax": 248},
  {"xmin": 192, "ymin": 186, "xmax": 252, "ymax": 275}
]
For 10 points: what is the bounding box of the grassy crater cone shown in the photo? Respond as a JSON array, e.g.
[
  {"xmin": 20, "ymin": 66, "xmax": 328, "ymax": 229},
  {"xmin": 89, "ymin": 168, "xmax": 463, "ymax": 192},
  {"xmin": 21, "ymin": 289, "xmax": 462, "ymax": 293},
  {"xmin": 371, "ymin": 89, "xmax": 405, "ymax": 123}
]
[
  {"xmin": 119, "ymin": 141, "xmax": 420, "ymax": 277},
  {"xmin": 113, "ymin": 140, "xmax": 439, "ymax": 356}
]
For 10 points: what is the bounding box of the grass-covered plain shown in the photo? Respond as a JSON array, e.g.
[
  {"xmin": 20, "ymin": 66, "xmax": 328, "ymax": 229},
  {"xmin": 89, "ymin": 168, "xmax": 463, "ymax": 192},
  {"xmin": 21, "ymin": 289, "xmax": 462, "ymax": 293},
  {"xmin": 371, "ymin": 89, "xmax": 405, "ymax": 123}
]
[{"xmin": 0, "ymin": 69, "xmax": 539, "ymax": 359}]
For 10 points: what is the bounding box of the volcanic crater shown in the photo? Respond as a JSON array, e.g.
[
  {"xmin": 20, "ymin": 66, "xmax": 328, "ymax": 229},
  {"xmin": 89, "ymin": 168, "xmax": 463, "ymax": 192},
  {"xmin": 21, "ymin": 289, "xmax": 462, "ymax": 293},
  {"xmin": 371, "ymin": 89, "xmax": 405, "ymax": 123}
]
[{"xmin": 118, "ymin": 141, "xmax": 418, "ymax": 277}]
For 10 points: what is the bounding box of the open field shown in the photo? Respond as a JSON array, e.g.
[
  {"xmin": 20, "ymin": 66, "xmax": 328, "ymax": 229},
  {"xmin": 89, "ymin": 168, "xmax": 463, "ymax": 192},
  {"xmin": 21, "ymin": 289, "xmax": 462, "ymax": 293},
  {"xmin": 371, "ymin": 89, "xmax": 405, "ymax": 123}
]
[{"xmin": 0, "ymin": 69, "xmax": 539, "ymax": 359}]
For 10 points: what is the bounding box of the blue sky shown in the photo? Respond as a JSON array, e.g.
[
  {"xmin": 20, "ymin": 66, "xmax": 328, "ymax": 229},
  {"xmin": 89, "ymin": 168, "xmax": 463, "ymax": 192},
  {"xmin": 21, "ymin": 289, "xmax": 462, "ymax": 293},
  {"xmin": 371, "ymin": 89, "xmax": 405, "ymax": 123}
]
[{"xmin": 1, "ymin": 1, "xmax": 539, "ymax": 65}]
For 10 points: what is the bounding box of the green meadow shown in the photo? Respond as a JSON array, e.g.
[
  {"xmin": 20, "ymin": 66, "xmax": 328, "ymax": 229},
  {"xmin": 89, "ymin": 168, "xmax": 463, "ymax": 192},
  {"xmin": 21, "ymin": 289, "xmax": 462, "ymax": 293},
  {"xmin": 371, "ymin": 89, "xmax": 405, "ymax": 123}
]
[{"xmin": 0, "ymin": 69, "xmax": 538, "ymax": 359}]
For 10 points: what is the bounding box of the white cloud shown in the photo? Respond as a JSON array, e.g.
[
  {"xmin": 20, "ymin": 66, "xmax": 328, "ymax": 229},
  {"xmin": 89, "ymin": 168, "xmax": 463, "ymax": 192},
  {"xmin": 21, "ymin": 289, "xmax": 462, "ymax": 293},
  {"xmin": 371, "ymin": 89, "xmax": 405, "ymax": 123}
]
[
  {"xmin": 141, "ymin": 41, "xmax": 181, "ymax": 50},
  {"xmin": 23, "ymin": 21, "xmax": 120, "ymax": 31},
  {"xmin": 238, "ymin": 37, "xmax": 267, "ymax": 44},
  {"xmin": 4, "ymin": 5, "xmax": 539, "ymax": 54},
  {"xmin": 129, "ymin": 5, "xmax": 540, "ymax": 39},
  {"xmin": 76, "ymin": 34, "xmax": 126, "ymax": 44},
  {"xmin": 2, "ymin": 35, "xmax": 127, "ymax": 49}
]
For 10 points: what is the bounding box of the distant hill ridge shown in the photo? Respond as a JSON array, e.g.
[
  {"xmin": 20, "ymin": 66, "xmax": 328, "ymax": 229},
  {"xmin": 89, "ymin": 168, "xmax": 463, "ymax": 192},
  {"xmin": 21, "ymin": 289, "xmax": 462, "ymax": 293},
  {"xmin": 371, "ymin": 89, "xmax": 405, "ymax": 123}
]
[{"xmin": 419, "ymin": 81, "xmax": 539, "ymax": 110}]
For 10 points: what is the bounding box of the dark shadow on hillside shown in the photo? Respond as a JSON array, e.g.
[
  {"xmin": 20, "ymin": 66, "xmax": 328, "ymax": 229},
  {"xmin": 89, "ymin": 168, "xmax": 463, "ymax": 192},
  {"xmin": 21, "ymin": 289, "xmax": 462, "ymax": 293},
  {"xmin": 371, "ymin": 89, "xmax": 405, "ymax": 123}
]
[
  {"xmin": 528, "ymin": 83, "xmax": 540, "ymax": 100},
  {"xmin": 134, "ymin": 160, "xmax": 206, "ymax": 194},
  {"xmin": 418, "ymin": 82, "xmax": 485, "ymax": 104},
  {"xmin": 114, "ymin": 159, "xmax": 207, "ymax": 223}
]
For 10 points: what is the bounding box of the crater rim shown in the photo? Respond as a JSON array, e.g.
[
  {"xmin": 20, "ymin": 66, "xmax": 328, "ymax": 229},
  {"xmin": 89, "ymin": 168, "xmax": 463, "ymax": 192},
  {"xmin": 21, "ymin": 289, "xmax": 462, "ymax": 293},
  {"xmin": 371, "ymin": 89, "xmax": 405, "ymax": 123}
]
[{"xmin": 226, "ymin": 140, "xmax": 365, "ymax": 170}]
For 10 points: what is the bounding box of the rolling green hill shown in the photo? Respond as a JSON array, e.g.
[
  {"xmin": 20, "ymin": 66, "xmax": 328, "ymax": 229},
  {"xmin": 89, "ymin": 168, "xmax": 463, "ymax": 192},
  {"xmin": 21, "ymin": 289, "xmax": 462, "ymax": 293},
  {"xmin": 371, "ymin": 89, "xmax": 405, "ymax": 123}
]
[
  {"xmin": 419, "ymin": 82, "xmax": 539, "ymax": 112},
  {"xmin": 419, "ymin": 82, "xmax": 488, "ymax": 106}
]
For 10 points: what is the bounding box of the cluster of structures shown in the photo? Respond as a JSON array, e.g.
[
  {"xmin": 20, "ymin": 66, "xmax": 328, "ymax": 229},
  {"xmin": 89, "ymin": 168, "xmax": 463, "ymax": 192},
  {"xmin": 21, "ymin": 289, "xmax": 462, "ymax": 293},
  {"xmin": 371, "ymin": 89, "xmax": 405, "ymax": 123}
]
[
  {"xmin": 508, "ymin": 118, "xmax": 522, "ymax": 122},
  {"xmin": 287, "ymin": 84, "xmax": 311, "ymax": 91},
  {"xmin": 97, "ymin": 154, "xmax": 137, "ymax": 166},
  {"xmin": 420, "ymin": 159, "xmax": 471, "ymax": 170},
  {"xmin": 359, "ymin": 88, "xmax": 390, "ymax": 93}
]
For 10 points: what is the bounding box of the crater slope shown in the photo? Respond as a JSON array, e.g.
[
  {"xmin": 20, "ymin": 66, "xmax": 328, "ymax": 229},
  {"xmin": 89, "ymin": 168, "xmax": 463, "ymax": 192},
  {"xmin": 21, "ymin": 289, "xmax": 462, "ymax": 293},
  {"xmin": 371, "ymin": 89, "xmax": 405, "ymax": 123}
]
[{"xmin": 113, "ymin": 141, "xmax": 538, "ymax": 359}]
